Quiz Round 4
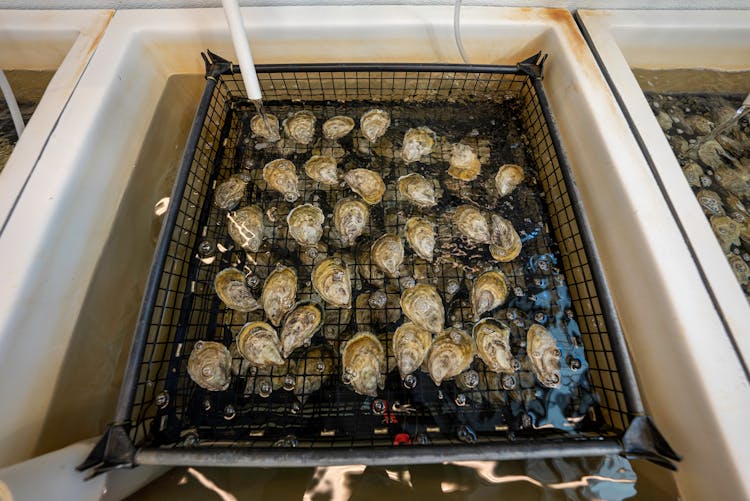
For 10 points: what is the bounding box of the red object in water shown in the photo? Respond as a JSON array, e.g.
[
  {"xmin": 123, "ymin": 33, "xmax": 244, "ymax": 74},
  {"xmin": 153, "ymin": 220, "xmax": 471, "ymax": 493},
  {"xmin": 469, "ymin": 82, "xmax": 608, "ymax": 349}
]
[{"xmin": 393, "ymin": 433, "xmax": 412, "ymax": 446}]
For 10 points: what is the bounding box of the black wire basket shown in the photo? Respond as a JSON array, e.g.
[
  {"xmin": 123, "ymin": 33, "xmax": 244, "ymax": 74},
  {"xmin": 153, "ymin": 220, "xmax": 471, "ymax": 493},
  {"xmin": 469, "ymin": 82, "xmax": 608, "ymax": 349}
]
[{"xmin": 80, "ymin": 52, "xmax": 678, "ymax": 475}]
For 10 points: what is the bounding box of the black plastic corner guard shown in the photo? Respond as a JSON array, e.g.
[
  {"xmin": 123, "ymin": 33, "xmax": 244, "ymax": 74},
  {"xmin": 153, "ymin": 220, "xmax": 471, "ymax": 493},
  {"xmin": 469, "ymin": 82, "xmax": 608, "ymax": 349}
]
[
  {"xmin": 623, "ymin": 416, "xmax": 682, "ymax": 471},
  {"xmin": 76, "ymin": 424, "xmax": 136, "ymax": 479}
]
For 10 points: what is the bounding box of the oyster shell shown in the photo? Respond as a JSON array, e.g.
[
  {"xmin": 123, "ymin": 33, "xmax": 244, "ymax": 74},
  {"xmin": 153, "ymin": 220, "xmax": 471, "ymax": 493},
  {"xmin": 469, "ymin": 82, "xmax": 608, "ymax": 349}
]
[
  {"xmin": 454, "ymin": 205, "xmax": 491, "ymax": 244},
  {"xmin": 322, "ymin": 116, "xmax": 355, "ymax": 140},
  {"xmin": 371, "ymin": 233, "xmax": 404, "ymax": 278},
  {"xmin": 187, "ymin": 341, "xmax": 232, "ymax": 391},
  {"xmin": 356, "ymin": 244, "xmax": 385, "ymax": 288},
  {"xmin": 280, "ymin": 301, "xmax": 324, "ymax": 357},
  {"xmin": 251, "ymin": 113, "xmax": 281, "ymax": 142},
  {"xmin": 392, "ymin": 321, "xmax": 432, "ymax": 378},
  {"xmin": 263, "ymin": 159, "xmax": 300, "ymax": 202},
  {"xmin": 696, "ymin": 189, "xmax": 725, "ymax": 216},
  {"xmin": 227, "ymin": 205, "xmax": 264, "ymax": 252},
  {"xmin": 283, "ymin": 110, "xmax": 316, "ymax": 145},
  {"xmin": 471, "ymin": 270, "xmax": 509, "ymax": 319},
  {"xmin": 287, "ymin": 204, "xmax": 325, "ymax": 247},
  {"xmin": 526, "ymin": 324, "xmax": 561, "ymax": 388},
  {"xmin": 473, "ymin": 318, "xmax": 514, "ymax": 373},
  {"xmin": 304, "ymin": 155, "xmax": 340, "ymax": 186},
  {"xmin": 426, "ymin": 327, "xmax": 475, "ymax": 385},
  {"xmin": 334, "ymin": 197, "xmax": 369, "ymax": 246},
  {"xmin": 344, "ymin": 168, "xmax": 386, "ymax": 205},
  {"xmin": 447, "ymin": 143, "xmax": 481, "ymax": 181},
  {"xmin": 401, "ymin": 127, "xmax": 435, "ymax": 164},
  {"xmin": 727, "ymin": 253, "xmax": 750, "ymax": 286},
  {"xmin": 710, "ymin": 215, "xmax": 741, "ymax": 252},
  {"xmin": 397, "ymin": 173, "xmax": 437, "ymax": 208},
  {"xmin": 214, "ymin": 268, "xmax": 261, "ymax": 312},
  {"xmin": 488, "ymin": 214, "xmax": 522, "ymax": 262},
  {"xmin": 683, "ymin": 162, "xmax": 704, "ymax": 188},
  {"xmin": 405, "ymin": 216, "xmax": 436, "ymax": 262},
  {"xmin": 698, "ymin": 140, "xmax": 726, "ymax": 169},
  {"xmin": 214, "ymin": 176, "xmax": 246, "ymax": 210},
  {"xmin": 237, "ymin": 321, "xmax": 285, "ymax": 367},
  {"xmin": 261, "ymin": 265, "xmax": 297, "ymax": 326},
  {"xmin": 495, "ymin": 164, "xmax": 525, "ymax": 197},
  {"xmin": 341, "ymin": 331, "xmax": 386, "ymax": 397},
  {"xmin": 400, "ymin": 284, "xmax": 445, "ymax": 334},
  {"xmin": 360, "ymin": 109, "xmax": 390, "ymax": 142},
  {"xmin": 294, "ymin": 345, "xmax": 337, "ymax": 403},
  {"xmin": 312, "ymin": 257, "xmax": 352, "ymax": 308}
]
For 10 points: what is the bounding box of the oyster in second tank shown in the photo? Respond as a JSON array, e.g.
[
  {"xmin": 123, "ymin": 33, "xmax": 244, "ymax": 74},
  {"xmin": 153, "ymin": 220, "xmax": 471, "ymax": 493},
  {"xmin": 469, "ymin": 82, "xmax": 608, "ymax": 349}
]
[
  {"xmin": 334, "ymin": 197, "xmax": 369, "ymax": 246},
  {"xmin": 312, "ymin": 257, "xmax": 352, "ymax": 308},
  {"xmin": 251, "ymin": 113, "xmax": 281, "ymax": 142},
  {"xmin": 400, "ymin": 284, "xmax": 445, "ymax": 334},
  {"xmin": 188, "ymin": 340, "xmax": 232, "ymax": 391},
  {"xmin": 447, "ymin": 143, "xmax": 481, "ymax": 181},
  {"xmin": 261, "ymin": 265, "xmax": 297, "ymax": 326},
  {"xmin": 392, "ymin": 321, "xmax": 432, "ymax": 378},
  {"xmin": 371, "ymin": 233, "xmax": 404, "ymax": 278},
  {"xmin": 397, "ymin": 173, "xmax": 438, "ymax": 208},
  {"xmin": 280, "ymin": 301, "xmax": 324, "ymax": 357},
  {"xmin": 322, "ymin": 116, "xmax": 355, "ymax": 140},
  {"xmin": 405, "ymin": 216, "xmax": 436, "ymax": 262},
  {"xmin": 284, "ymin": 110, "xmax": 316, "ymax": 145},
  {"xmin": 471, "ymin": 270, "xmax": 509, "ymax": 319},
  {"xmin": 527, "ymin": 324, "xmax": 561, "ymax": 388},
  {"xmin": 227, "ymin": 205, "xmax": 264, "ymax": 252},
  {"xmin": 489, "ymin": 214, "xmax": 522, "ymax": 262},
  {"xmin": 287, "ymin": 204, "xmax": 325, "ymax": 247},
  {"xmin": 304, "ymin": 155, "xmax": 340, "ymax": 186},
  {"xmin": 214, "ymin": 176, "xmax": 247, "ymax": 210},
  {"xmin": 454, "ymin": 205, "xmax": 491, "ymax": 244},
  {"xmin": 293, "ymin": 345, "xmax": 337, "ymax": 404},
  {"xmin": 495, "ymin": 164, "xmax": 525, "ymax": 197},
  {"xmin": 237, "ymin": 321, "xmax": 285, "ymax": 367},
  {"xmin": 214, "ymin": 267, "xmax": 261, "ymax": 312},
  {"xmin": 401, "ymin": 127, "xmax": 435, "ymax": 164},
  {"xmin": 341, "ymin": 331, "xmax": 386, "ymax": 397},
  {"xmin": 344, "ymin": 168, "xmax": 386, "ymax": 205},
  {"xmin": 263, "ymin": 158, "xmax": 300, "ymax": 202},
  {"xmin": 360, "ymin": 109, "xmax": 390, "ymax": 142},
  {"xmin": 426, "ymin": 327, "xmax": 475, "ymax": 386},
  {"xmin": 473, "ymin": 318, "xmax": 514, "ymax": 373}
]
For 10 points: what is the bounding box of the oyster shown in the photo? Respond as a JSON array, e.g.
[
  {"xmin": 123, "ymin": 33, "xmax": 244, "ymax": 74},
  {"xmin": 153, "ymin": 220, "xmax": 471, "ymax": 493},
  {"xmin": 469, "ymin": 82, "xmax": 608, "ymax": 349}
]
[
  {"xmin": 214, "ymin": 268, "xmax": 261, "ymax": 312},
  {"xmin": 401, "ymin": 127, "xmax": 435, "ymax": 164},
  {"xmin": 187, "ymin": 341, "xmax": 232, "ymax": 391},
  {"xmin": 341, "ymin": 331, "xmax": 386, "ymax": 397},
  {"xmin": 397, "ymin": 173, "xmax": 437, "ymax": 208},
  {"xmin": 698, "ymin": 140, "xmax": 726, "ymax": 169},
  {"xmin": 261, "ymin": 265, "xmax": 297, "ymax": 326},
  {"xmin": 287, "ymin": 204, "xmax": 325, "ymax": 247},
  {"xmin": 447, "ymin": 143, "xmax": 481, "ymax": 181},
  {"xmin": 312, "ymin": 257, "xmax": 352, "ymax": 308},
  {"xmin": 426, "ymin": 327, "xmax": 475, "ymax": 385},
  {"xmin": 251, "ymin": 113, "xmax": 281, "ymax": 141},
  {"xmin": 495, "ymin": 164, "xmax": 525, "ymax": 197},
  {"xmin": 294, "ymin": 345, "xmax": 337, "ymax": 403},
  {"xmin": 214, "ymin": 176, "xmax": 246, "ymax": 210},
  {"xmin": 263, "ymin": 159, "xmax": 300, "ymax": 202},
  {"xmin": 727, "ymin": 253, "xmax": 750, "ymax": 286},
  {"xmin": 344, "ymin": 168, "xmax": 386, "ymax": 205},
  {"xmin": 392, "ymin": 321, "xmax": 432, "ymax": 378},
  {"xmin": 683, "ymin": 162, "xmax": 704, "ymax": 188},
  {"xmin": 405, "ymin": 216, "xmax": 436, "ymax": 262},
  {"xmin": 526, "ymin": 324, "xmax": 561, "ymax": 388},
  {"xmin": 280, "ymin": 301, "xmax": 324, "ymax": 357},
  {"xmin": 360, "ymin": 109, "xmax": 390, "ymax": 142},
  {"xmin": 473, "ymin": 318, "xmax": 514, "ymax": 373},
  {"xmin": 471, "ymin": 270, "xmax": 509, "ymax": 319},
  {"xmin": 322, "ymin": 116, "xmax": 355, "ymax": 140},
  {"xmin": 227, "ymin": 205, "xmax": 264, "ymax": 252},
  {"xmin": 400, "ymin": 284, "xmax": 445, "ymax": 334},
  {"xmin": 356, "ymin": 244, "xmax": 385, "ymax": 288},
  {"xmin": 284, "ymin": 110, "xmax": 316, "ymax": 145},
  {"xmin": 304, "ymin": 155, "xmax": 340, "ymax": 186},
  {"xmin": 454, "ymin": 205, "xmax": 491, "ymax": 244},
  {"xmin": 237, "ymin": 321, "xmax": 285, "ymax": 367},
  {"xmin": 696, "ymin": 189, "xmax": 725, "ymax": 216},
  {"xmin": 488, "ymin": 214, "xmax": 522, "ymax": 262},
  {"xmin": 371, "ymin": 233, "xmax": 404, "ymax": 278},
  {"xmin": 710, "ymin": 215, "xmax": 741, "ymax": 252},
  {"xmin": 334, "ymin": 197, "xmax": 369, "ymax": 246}
]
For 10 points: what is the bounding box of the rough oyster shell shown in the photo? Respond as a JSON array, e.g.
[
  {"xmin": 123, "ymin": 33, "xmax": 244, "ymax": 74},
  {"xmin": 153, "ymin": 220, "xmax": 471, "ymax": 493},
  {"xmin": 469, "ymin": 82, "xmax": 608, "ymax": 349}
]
[
  {"xmin": 304, "ymin": 155, "xmax": 340, "ymax": 186},
  {"xmin": 360, "ymin": 109, "xmax": 390, "ymax": 142},
  {"xmin": 341, "ymin": 331, "xmax": 386, "ymax": 397},
  {"xmin": 371, "ymin": 233, "xmax": 404, "ymax": 278},
  {"xmin": 280, "ymin": 301, "xmax": 324, "ymax": 357},
  {"xmin": 682, "ymin": 162, "xmax": 704, "ymax": 188},
  {"xmin": 400, "ymin": 284, "xmax": 445, "ymax": 334},
  {"xmin": 426, "ymin": 327, "xmax": 476, "ymax": 385},
  {"xmin": 322, "ymin": 115, "xmax": 355, "ymax": 140},
  {"xmin": 312, "ymin": 257, "xmax": 352, "ymax": 308},
  {"xmin": 356, "ymin": 244, "xmax": 385, "ymax": 288},
  {"xmin": 187, "ymin": 341, "xmax": 232, "ymax": 391},
  {"xmin": 471, "ymin": 270, "xmax": 509, "ymax": 319},
  {"xmin": 727, "ymin": 253, "xmax": 750, "ymax": 286},
  {"xmin": 454, "ymin": 205, "xmax": 491, "ymax": 244},
  {"xmin": 334, "ymin": 197, "xmax": 369, "ymax": 247},
  {"xmin": 227, "ymin": 205, "xmax": 264, "ymax": 252},
  {"xmin": 263, "ymin": 158, "xmax": 300, "ymax": 202},
  {"xmin": 287, "ymin": 204, "xmax": 325, "ymax": 247},
  {"xmin": 251, "ymin": 113, "xmax": 281, "ymax": 142},
  {"xmin": 710, "ymin": 215, "xmax": 741, "ymax": 252},
  {"xmin": 344, "ymin": 168, "xmax": 386, "ymax": 205},
  {"xmin": 698, "ymin": 140, "xmax": 726, "ymax": 170},
  {"xmin": 397, "ymin": 173, "xmax": 437, "ymax": 208},
  {"xmin": 495, "ymin": 164, "xmax": 525, "ymax": 197},
  {"xmin": 283, "ymin": 110, "xmax": 316, "ymax": 145},
  {"xmin": 214, "ymin": 268, "xmax": 261, "ymax": 312},
  {"xmin": 392, "ymin": 321, "xmax": 432, "ymax": 378},
  {"xmin": 405, "ymin": 216, "xmax": 436, "ymax": 262},
  {"xmin": 526, "ymin": 324, "xmax": 561, "ymax": 388},
  {"xmin": 237, "ymin": 321, "xmax": 284, "ymax": 367},
  {"xmin": 447, "ymin": 143, "xmax": 481, "ymax": 181},
  {"xmin": 488, "ymin": 214, "xmax": 522, "ymax": 262},
  {"xmin": 473, "ymin": 318, "xmax": 514, "ymax": 373},
  {"xmin": 294, "ymin": 345, "xmax": 337, "ymax": 403},
  {"xmin": 401, "ymin": 127, "xmax": 435, "ymax": 164},
  {"xmin": 696, "ymin": 189, "xmax": 725, "ymax": 216},
  {"xmin": 214, "ymin": 176, "xmax": 246, "ymax": 210},
  {"xmin": 261, "ymin": 265, "xmax": 297, "ymax": 326}
]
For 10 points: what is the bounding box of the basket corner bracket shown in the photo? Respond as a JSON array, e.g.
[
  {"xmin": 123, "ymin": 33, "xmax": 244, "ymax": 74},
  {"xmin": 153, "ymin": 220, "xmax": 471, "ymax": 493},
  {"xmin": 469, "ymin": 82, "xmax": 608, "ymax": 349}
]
[
  {"xmin": 623, "ymin": 415, "xmax": 682, "ymax": 471},
  {"xmin": 516, "ymin": 52, "xmax": 548, "ymax": 80},
  {"xmin": 76, "ymin": 423, "xmax": 137, "ymax": 479},
  {"xmin": 202, "ymin": 50, "xmax": 234, "ymax": 80}
]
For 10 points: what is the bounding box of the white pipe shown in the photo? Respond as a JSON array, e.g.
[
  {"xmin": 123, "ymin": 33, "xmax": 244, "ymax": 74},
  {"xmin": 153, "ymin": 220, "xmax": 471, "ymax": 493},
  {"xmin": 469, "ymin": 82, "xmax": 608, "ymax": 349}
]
[
  {"xmin": 0, "ymin": 69, "xmax": 25, "ymax": 138},
  {"xmin": 221, "ymin": 0, "xmax": 263, "ymax": 101}
]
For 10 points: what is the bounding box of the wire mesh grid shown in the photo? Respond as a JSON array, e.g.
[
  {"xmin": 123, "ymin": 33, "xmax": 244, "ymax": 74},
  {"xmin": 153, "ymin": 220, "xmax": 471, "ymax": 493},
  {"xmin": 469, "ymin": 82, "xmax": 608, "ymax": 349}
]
[{"xmin": 126, "ymin": 65, "xmax": 628, "ymax": 453}]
